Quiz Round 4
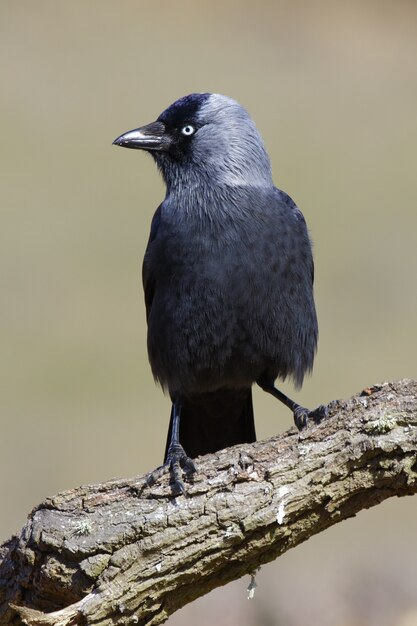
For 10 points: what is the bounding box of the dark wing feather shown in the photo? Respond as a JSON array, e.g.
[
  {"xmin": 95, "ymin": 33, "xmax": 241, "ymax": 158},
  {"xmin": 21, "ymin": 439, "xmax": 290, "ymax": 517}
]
[
  {"xmin": 277, "ymin": 188, "xmax": 315, "ymax": 284},
  {"xmin": 142, "ymin": 204, "xmax": 162, "ymax": 321}
]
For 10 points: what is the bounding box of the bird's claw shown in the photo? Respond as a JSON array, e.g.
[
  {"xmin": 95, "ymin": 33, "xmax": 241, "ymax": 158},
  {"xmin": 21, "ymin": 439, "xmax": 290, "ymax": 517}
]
[
  {"xmin": 146, "ymin": 443, "xmax": 197, "ymax": 495},
  {"xmin": 293, "ymin": 406, "xmax": 309, "ymax": 430},
  {"xmin": 293, "ymin": 403, "xmax": 328, "ymax": 430},
  {"xmin": 310, "ymin": 404, "xmax": 328, "ymax": 424}
]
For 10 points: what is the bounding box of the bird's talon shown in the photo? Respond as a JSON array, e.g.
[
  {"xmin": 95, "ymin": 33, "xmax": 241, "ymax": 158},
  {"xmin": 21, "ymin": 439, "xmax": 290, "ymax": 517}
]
[
  {"xmin": 147, "ymin": 443, "xmax": 196, "ymax": 494},
  {"xmin": 173, "ymin": 477, "xmax": 186, "ymax": 496},
  {"xmin": 310, "ymin": 404, "xmax": 328, "ymax": 424},
  {"xmin": 146, "ymin": 463, "xmax": 169, "ymax": 487},
  {"xmin": 293, "ymin": 403, "xmax": 328, "ymax": 430},
  {"xmin": 293, "ymin": 406, "xmax": 309, "ymax": 430},
  {"xmin": 182, "ymin": 457, "xmax": 197, "ymax": 473}
]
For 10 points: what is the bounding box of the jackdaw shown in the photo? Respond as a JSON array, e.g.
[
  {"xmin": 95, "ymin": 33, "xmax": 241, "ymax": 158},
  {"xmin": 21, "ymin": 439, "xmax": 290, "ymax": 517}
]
[{"xmin": 113, "ymin": 93, "xmax": 326, "ymax": 492}]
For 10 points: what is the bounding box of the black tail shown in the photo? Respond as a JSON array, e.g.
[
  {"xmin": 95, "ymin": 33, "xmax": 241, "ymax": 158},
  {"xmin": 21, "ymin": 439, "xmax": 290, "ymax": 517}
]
[{"xmin": 164, "ymin": 388, "xmax": 256, "ymax": 461}]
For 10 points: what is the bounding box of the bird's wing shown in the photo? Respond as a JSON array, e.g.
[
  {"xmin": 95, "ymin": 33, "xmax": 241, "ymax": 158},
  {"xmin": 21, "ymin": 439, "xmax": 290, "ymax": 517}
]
[
  {"xmin": 276, "ymin": 188, "xmax": 315, "ymax": 285},
  {"xmin": 142, "ymin": 204, "xmax": 162, "ymax": 321}
]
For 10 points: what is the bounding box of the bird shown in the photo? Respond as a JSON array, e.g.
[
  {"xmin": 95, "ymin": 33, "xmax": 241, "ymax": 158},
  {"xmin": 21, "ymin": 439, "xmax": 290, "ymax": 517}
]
[{"xmin": 113, "ymin": 93, "xmax": 326, "ymax": 492}]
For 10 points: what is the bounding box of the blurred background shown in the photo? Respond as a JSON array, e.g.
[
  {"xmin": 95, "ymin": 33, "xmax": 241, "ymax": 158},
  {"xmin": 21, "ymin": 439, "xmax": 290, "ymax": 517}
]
[{"xmin": 1, "ymin": 1, "xmax": 417, "ymax": 624}]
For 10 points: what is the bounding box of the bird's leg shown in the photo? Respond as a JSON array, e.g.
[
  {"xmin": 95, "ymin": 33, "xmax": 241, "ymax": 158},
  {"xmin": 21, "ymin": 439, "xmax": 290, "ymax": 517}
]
[
  {"xmin": 147, "ymin": 402, "xmax": 196, "ymax": 495},
  {"xmin": 257, "ymin": 379, "xmax": 328, "ymax": 430}
]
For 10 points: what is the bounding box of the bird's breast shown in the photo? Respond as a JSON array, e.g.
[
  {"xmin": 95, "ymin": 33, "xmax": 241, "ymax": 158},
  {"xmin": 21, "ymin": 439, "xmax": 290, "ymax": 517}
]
[{"xmin": 144, "ymin": 198, "xmax": 317, "ymax": 394}]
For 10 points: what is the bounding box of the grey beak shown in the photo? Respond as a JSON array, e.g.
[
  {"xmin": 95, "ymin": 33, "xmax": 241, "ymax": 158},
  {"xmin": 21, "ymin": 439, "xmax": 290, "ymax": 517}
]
[{"xmin": 113, "ymin": 121, "xmax": 168, "ymax": 150}]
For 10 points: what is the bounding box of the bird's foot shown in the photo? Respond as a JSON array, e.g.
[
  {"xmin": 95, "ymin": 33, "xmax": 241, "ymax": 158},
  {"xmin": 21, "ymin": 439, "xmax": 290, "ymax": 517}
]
[
  {"xmin": 293, "ymin": 404, "xmax": 328, "ymax": 430},
  {"xmin": 146, "ymin": 443, "xmax": 197, "ymax": 495}
]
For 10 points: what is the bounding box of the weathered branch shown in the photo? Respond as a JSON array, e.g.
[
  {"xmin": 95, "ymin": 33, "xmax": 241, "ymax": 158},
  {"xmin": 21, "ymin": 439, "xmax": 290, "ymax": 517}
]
[{"xmin": 1, "ymin": 379, "xmax": 417, "ymax": 626}]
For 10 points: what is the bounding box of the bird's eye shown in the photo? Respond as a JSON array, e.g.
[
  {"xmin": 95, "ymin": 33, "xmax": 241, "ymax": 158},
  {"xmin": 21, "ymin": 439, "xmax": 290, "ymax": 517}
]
[{"xmin": 181, "ymin": 125, "xmax": 195, "ymax": 136}]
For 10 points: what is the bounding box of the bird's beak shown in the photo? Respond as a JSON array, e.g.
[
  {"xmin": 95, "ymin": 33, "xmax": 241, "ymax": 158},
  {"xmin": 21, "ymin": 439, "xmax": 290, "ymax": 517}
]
[{"xmin": 113, "ymin": 121, "xmax": 169, "ymax": 151}]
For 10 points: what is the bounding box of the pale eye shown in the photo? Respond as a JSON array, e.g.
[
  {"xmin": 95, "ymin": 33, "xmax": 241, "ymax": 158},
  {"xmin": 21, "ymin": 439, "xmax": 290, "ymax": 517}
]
[{"xmin": 181, "ymin": 125, "xmax": 195, "ymax": 136}]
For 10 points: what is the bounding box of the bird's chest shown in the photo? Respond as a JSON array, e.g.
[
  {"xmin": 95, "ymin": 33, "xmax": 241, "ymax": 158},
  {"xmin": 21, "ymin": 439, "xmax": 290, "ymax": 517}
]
[
  {"xmin": 151, "ymin": 219, "xmax": 264, "ymax": 307},
  {"xmin": 147, "ymin": 219, "xmax": 261, "ymax": 354}
]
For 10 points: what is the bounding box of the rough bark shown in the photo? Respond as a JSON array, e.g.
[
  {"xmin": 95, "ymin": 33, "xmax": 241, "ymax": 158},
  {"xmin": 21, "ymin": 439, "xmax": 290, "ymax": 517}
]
[{"xmin": 1, "ymin": 379, "xmax": 417, "ymax": 626}]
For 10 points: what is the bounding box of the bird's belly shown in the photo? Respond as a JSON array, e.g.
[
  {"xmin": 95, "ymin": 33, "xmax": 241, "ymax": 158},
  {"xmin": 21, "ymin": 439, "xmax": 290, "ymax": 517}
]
[{"xmin": 146, "ymin": 277, "xmax": 263, "ymax": 395}]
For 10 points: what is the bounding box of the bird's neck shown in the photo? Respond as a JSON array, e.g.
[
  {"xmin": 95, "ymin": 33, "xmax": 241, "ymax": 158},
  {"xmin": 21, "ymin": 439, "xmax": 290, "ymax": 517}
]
[
  {"xmin": 157, "ymin": 151, "xmax": 273, "ymax": 195},
  {"xmin": 162, "ymin": 176, "xmax": 271, "ymax": 227}
]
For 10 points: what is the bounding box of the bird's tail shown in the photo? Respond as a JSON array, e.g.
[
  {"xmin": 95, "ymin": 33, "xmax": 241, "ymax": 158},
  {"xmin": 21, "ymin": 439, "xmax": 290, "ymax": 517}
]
[{"xmin": 164, "ymin": 388, "xmax": 256, "ymax": 461}]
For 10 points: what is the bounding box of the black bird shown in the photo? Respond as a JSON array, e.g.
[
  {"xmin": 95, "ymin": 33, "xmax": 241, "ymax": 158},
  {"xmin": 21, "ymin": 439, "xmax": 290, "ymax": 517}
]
[{"xmin": 113, "ymin": 93, "xmax": 326, "ymax": 492}]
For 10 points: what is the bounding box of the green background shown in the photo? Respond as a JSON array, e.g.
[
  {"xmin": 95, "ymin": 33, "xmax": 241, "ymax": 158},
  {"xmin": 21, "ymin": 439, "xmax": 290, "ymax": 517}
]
[{"xmin": 1, "ymin": 2, "xmax": 416, "ymax": 624}]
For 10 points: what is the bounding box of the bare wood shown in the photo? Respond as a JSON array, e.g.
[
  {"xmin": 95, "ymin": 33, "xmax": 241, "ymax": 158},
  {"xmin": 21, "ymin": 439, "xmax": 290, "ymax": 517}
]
[{"xmin": 1, "ymin": 379, "xmax": 417, "ymax": 626}]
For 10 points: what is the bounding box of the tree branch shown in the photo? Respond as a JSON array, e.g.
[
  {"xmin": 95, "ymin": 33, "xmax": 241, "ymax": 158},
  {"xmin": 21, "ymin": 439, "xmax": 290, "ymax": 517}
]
[{"xmin": 1, "ymin": 379, "xmax": 417, "ymax": 626}]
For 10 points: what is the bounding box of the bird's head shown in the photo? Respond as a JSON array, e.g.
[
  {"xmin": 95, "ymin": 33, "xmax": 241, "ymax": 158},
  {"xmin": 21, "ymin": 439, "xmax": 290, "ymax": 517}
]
[{"xmin": 113, "ymin": 93, "xmax": 272, "ymax": 190}]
